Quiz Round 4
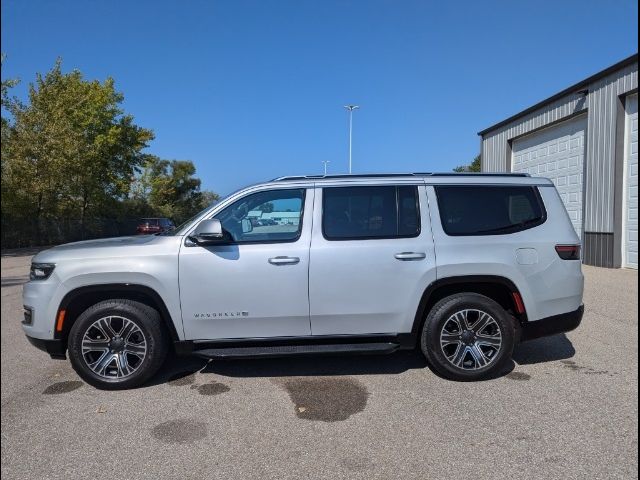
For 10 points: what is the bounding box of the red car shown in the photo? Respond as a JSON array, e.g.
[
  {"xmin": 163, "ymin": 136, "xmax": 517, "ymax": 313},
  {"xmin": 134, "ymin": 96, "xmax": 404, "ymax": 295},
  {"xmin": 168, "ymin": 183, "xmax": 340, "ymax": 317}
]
[{"xmin": 136, "ymin": 218, "xmax": 174, "ymax": 235}]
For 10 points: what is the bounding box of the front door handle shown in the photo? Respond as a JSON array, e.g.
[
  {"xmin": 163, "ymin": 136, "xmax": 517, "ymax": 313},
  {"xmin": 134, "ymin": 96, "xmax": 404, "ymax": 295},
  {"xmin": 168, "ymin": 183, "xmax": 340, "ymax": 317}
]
[
  {"xmin": 394, "ymin": 252, "xmax": 426, "ymax": 261},
  {"xmin": 268, "ymin": 256, "xmax": 300, "ymax": 266}
]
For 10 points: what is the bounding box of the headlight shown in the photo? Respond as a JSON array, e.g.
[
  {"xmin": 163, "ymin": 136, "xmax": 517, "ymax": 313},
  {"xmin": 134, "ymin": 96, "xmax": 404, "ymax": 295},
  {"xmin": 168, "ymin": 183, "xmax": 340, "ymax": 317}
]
[{"xmin": 30, "ymin": 263, "xmax": 56, "ymax": 281}]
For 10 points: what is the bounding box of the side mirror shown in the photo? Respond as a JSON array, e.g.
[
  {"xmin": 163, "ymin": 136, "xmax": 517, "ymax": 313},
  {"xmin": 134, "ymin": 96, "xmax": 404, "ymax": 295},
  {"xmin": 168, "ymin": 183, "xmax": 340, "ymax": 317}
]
[
  {"xmin": 241, "ymin": 218, "xmax": 253, "ymax": 234},
  {"xmin": 190, "ymin": 218, "xmax": 224, "ymax": 245}
]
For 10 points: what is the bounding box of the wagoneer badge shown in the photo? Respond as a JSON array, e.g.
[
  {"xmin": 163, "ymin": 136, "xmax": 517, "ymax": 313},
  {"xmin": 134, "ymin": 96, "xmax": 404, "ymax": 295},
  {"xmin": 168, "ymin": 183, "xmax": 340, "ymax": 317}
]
[{"xmin": 194, "ymin": 311, "xmax": 249, "ymax": 319}]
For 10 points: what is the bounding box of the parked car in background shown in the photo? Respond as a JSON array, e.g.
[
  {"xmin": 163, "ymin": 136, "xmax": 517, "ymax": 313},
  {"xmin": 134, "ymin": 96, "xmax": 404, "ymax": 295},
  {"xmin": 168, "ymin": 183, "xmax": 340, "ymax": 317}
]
[
  {"xmin": 135, "ymin": 218, "xmax": 174, "ymax": 235},
  {"xmin": 22, "ymin": 173, "xmax": 583, "ymax": 389}
]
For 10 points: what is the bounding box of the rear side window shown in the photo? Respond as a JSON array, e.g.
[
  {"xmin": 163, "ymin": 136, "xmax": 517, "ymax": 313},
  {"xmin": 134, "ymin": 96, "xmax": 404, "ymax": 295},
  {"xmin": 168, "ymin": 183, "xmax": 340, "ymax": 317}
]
[
  {"xmin": 322, "ymin": 186, "xmax": 420, "ymax": 240},
  {"xmin": 434, "ymin": 186, "xmax": 546, "ymax": 236}
]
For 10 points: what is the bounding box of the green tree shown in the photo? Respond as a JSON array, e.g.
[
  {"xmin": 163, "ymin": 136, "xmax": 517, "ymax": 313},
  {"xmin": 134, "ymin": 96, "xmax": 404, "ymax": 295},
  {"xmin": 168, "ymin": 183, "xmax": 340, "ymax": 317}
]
[
  {"xmin": 132, "ymin": 155, "xmax": 219, "ymax": 223},
  {"xmin": 257, "ymin": 202, "xmax": 274, "ymax": 213},
  {"xmin": 1, "ymin": 55, "xmax": 20, "ymax": 217},
  {"xmin": 3, "ymin": 59, "xmax": 154, "ymax": 241},
  {"xmin": 454, "ymin": 154, "xmax": 481, "ymax": 173}
]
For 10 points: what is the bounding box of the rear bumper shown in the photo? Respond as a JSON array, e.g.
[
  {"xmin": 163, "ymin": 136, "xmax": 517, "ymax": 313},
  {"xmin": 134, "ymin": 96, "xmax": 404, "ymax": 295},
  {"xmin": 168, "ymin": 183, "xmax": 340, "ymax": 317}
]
[
  {"xmin": 520, "ymin": 305, "xmax": 584, "ymax": 342},
  {"xmin": 25, "ymin": 335, "xmax": 67, "ymax": 360}
]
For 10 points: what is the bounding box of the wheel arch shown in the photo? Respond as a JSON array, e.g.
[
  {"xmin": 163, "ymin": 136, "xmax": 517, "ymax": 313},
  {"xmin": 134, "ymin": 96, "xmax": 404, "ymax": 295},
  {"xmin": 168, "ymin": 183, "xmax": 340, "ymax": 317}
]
[
  {"xmin": 411, "ymin": 275, "xmax": 527, "ymax": 336},
  {"xmin": 55, "ymin": 284, "xmax": 181, "ymax": 347}
]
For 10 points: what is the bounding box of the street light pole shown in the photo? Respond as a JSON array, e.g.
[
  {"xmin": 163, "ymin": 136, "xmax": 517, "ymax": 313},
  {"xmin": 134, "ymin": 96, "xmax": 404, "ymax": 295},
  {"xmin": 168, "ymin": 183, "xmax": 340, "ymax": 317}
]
[
  {"xmin": 344, "ymin": 105, "xmax": 359, "ymax": 174},
  {"xmin": 322, "ymin": 160, "xmax": 331, "ymax": 176}
]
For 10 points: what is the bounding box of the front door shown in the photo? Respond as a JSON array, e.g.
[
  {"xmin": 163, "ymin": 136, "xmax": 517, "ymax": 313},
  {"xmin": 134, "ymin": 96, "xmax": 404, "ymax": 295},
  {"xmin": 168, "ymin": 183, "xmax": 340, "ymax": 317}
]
[
  {"xmin": 309, "ymin": 184, "xmax": 436, "ymax": 335},
  {"xmin": 179, "ymin": 187, "xmax": 313, "ymax": 340}
]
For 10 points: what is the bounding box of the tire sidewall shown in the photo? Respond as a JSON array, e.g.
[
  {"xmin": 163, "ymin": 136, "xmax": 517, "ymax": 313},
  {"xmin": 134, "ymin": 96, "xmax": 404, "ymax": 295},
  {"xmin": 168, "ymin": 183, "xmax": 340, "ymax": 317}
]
[
  {"xmin": 68, "ymin": 301, "xmax": 166, "ymax": 390},
  {"xmin": 421, "ymin": 293, "xmax": 515, "ymax": 381}
]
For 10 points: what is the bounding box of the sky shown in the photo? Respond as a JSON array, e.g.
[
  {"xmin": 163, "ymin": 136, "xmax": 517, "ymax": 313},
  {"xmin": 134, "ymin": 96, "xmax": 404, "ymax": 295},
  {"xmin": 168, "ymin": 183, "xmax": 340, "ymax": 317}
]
[{"xmin": 1, "ymin": 0, "xmax": 638, "ymax": 195}]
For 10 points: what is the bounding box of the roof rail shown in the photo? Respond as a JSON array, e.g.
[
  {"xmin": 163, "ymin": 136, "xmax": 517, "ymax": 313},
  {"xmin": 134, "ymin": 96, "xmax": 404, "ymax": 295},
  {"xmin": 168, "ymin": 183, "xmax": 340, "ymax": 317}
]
[
  {"xmin": 420, "ymin": 172, "xmax": 531, "ymax": 177},
  {"xmin": 272, "ymin": 173, "xmax": 429, "ymax": 181},
  {"xmin": 272, "ymin": 172, "xmax": 530, "ymax": 181}
]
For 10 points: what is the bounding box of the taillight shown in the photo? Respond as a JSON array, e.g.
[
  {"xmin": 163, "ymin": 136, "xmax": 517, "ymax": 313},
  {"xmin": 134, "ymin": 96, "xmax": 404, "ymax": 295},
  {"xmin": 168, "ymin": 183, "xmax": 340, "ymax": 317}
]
[{"xmin": 555, "ymin": 244, "xmax": 581, "ymax": 260}]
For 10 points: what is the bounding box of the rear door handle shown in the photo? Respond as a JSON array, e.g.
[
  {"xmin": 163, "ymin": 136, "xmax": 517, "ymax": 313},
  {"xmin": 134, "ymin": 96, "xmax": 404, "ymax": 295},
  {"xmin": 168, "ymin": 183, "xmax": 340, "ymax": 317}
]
[
  {"xmin": 268, "ymin": 256, "xmax": 300, "ymax": 266},
  {"xmin": 394, "ymin": 252, "xmax": 426, "ymax": 261}
]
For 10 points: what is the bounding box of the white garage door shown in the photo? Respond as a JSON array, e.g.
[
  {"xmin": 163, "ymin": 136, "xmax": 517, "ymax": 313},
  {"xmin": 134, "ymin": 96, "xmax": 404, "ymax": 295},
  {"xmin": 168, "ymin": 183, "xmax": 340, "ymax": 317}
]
[
  {"xmin": 624, "ymin": 94, "xmax": 638, "ymax": 269},
  {"xmin": 511, "ymin": 115, "xmax": 587, "ymax": 238}
]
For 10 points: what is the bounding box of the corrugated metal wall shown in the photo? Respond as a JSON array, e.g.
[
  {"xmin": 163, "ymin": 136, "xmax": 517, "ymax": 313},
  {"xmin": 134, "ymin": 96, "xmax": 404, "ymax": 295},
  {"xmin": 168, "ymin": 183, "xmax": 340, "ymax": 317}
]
[
  {"xmin": 481, "ymin": 62, "xmax": 638, "ymax": 234},
  {"xmin": 584, "ymin": 64, "xmax": 638, "ymax": 232}
]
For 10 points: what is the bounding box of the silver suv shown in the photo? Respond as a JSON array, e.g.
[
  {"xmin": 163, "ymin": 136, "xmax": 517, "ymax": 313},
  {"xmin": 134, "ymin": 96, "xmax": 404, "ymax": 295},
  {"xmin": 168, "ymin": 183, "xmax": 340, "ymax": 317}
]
[{"xmin": 22, "ymin": 173, "xmax": 584, "ymax": 388}]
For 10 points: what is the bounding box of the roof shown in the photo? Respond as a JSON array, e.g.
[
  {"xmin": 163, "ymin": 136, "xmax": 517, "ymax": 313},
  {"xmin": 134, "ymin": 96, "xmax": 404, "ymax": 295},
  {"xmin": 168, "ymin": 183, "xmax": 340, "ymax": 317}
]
[
  {"xmin": 478, "ymin": 53, "xmax": 638, "ymax": 136},
  {"xmin": 262, "ymin": 172, "xmax": 555, "ymax": 187},
  {"xmin": 272, "ymin": 172, "xmax": 530, "ymax": 182}
]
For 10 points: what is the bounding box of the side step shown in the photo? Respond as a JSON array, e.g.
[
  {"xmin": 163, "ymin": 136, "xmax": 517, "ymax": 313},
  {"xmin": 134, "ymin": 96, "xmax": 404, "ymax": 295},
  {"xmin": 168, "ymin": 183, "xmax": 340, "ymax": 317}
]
[{"xmin": 192, "ymin": 342, "xmax": 400, "ymax": 359}]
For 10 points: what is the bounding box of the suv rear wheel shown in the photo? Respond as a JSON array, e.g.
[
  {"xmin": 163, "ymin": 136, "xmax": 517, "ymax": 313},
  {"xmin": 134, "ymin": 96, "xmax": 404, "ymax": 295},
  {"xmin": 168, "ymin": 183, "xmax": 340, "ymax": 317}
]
[
  {"xmin": 420, "ymin": 293, "xmax": 515, "ymax": 381},
  {"xmin": 68, "ymin": 299, "xmax": 168, "ymax": 390}
]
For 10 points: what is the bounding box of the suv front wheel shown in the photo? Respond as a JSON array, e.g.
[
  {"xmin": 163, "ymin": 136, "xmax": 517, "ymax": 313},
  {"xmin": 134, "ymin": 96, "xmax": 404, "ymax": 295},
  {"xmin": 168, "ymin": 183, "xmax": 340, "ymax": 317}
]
[
  {"xmin": 421, "ymin": 293, "xmax": 515, "ymax": 381},
  {"xmin": 67, "ymin": 299, "xmax": 168, "ymax": 390}
]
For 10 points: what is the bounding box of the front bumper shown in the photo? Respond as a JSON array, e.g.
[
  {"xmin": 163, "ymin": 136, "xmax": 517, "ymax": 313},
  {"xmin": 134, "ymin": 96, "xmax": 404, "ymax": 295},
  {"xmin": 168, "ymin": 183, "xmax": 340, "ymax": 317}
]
[
  {"xmin": 520, "ymin": 305, "xmax": 584, "ymax": 342},
  {"xmin": 25, "ymin": 335, "xmax": 67, "ymax": 359}
]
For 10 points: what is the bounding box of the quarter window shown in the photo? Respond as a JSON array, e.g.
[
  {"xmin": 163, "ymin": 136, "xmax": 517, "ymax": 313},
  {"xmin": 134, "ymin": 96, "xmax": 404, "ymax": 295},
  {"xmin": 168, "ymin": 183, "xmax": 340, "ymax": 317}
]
[
  {"xmin": 322, "ymin": 186, "xmax": 420, "ymax": 240},
  {"xmin": 212, "ymin": 189, "xmax": 305, "ymax": 243},
  {"xmin": 434, "ymin": 186, "xmax": 546, "ymax": 236}
]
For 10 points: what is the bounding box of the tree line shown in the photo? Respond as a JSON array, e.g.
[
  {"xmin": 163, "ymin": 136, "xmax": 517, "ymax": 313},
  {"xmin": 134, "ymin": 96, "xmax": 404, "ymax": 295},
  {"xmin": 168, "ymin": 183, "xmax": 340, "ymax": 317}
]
[
  {"xmin": 1, "ymin": 59, "xmax": 218, "ymax": 248},
  {"xmin": 454, "ymin": 154, "xmax": 481, "ymax": 173}
]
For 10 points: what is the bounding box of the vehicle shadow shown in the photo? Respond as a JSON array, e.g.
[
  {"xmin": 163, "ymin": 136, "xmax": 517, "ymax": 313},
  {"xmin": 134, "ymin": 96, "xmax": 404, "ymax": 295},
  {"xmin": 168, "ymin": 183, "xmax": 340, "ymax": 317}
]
[
  {"xmin": 148, "ymin": 334, "xmax": 575, "ymax": 386},
  {"xmin": 202, "ymin": 350, "xmax": 429, "ymax": 378},
  {"xmin": 147, "ymin": 350, "xmax": 428, "ymax": 386},
  {"xmin": 513, "ymin": 334, "xmax": 575, "ymax": 365}
]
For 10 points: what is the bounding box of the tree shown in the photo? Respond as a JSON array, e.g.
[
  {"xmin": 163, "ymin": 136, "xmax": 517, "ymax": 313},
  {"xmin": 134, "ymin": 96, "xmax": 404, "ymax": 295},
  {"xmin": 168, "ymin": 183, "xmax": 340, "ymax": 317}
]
[
  {"xmin": 199, "ymin": 190, "xmax": 220, "ymax": 209},
  {"xmin": 2, "ymin": 59, "xmax": 154, "ymax": 241},
  {"xmin": 1, "ymin": 59, "xmax": 220, "ymax": 247},
  {"xmin": 257, "ymin": 202, "xmax": 274, "ymax": 213},
  {"xmin": 131, "ymin": 155, "xmax": 219, "ymax": 224},
  {"xmin": 454, "ymin": 154, "xmax": 481, "ymax": 173},
  {"xmin": 1, "ymin": 55, "xmax": 20, "ymax": 217}
]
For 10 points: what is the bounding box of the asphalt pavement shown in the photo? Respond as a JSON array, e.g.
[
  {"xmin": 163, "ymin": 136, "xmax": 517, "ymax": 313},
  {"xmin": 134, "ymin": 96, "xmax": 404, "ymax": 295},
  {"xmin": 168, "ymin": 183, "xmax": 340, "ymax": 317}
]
[{"xmin": 1, "ymin": 253, "xmax": 638, "ymax": 479}]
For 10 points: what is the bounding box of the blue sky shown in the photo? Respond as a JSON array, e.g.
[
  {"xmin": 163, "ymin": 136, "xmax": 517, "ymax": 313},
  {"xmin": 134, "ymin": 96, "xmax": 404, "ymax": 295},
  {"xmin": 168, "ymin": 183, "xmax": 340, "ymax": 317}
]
[{"xmin": 1, "ymin": 0, "xmax": 638, "ymax": 195}]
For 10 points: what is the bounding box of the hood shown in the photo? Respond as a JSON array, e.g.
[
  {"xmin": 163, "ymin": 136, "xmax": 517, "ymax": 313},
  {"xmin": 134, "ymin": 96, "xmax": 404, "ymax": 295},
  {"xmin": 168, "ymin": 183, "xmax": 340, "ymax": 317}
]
[{"xmin": 32, "ymin": 235, "xmax": 181, "ymax": 263}]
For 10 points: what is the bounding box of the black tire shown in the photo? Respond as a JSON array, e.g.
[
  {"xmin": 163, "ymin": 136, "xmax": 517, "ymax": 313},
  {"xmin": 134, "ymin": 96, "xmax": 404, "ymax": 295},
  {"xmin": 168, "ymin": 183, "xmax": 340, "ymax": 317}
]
[
  {"xmin": 68, "ymin": 299, "xmax": 168, "ymax": 390},
  {"xmin": 420, "ymin": 293, "xmax": 515, "ymax": 381}
]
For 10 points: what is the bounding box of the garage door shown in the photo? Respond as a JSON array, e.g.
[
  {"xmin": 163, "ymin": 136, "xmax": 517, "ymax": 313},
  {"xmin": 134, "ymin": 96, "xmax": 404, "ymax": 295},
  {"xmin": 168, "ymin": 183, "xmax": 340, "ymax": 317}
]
[
  {"xmin": 624, "ymin": 94, "xmax": 638, "ymax": 269},
  {"xmin": 511, "ymin": 115, "xmax": 587, "ymax": 238}
]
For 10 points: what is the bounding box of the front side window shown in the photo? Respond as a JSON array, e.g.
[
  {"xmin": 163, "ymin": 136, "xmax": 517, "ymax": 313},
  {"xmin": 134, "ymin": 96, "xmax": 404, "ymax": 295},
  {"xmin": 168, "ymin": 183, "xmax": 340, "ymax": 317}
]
[
  {"xmin": 212, "ymin": 189, "xmax": 305, "ymax": 243},
  {"xmin": 322, "ymin": 186, "xmax": 420, "ymax": 240},
  {"xmin": 434, "ymin": 185, "xmax": 546, "ymax": 236}
]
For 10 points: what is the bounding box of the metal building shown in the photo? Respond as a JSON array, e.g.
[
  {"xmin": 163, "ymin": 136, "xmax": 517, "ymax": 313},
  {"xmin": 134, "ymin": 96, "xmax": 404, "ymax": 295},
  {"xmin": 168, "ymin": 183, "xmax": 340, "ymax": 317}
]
[{"xmin": 479, "ymin": 54, "xmax": 638, "ymax": 269}]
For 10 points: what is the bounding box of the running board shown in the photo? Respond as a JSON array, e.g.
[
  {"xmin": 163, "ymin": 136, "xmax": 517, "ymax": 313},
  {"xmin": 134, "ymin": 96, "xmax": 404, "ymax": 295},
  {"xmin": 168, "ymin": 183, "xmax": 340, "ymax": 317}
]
[{"xmin": 192, "ymin": 342, "xmax": 400, "ymax": 359}]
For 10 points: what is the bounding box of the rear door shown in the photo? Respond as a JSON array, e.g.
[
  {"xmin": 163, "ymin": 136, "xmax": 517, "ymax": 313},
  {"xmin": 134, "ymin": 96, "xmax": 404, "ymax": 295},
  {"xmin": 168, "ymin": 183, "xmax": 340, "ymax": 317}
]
[{"xmin": 308, "ymin": 183, "xmax": 436, "ymax": 335}]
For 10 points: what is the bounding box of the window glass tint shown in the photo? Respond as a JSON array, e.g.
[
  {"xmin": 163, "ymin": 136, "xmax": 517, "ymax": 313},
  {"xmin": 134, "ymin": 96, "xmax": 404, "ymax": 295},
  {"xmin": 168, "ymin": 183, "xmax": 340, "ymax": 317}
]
[
  {"xmin": 213, "ymin": 189, "xmax": 305, "ymax": 243},
  {"xmin": 323, "ymin": 186, "xmax": 420, "ymax": 240},
  {"xmin": 434, "ymin": 186, "xmax": 546, "ymax": 236},
  {"xmin": 398, "ymin": 186, "xmax": 419, "ymax": 236}
]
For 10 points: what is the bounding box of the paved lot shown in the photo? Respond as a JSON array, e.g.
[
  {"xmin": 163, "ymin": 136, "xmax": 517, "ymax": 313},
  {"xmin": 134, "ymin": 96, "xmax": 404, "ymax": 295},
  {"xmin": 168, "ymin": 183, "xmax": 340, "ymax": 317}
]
[{"xmin": 1, "ymin": 253, "xmax": 638, "ymax": 480}]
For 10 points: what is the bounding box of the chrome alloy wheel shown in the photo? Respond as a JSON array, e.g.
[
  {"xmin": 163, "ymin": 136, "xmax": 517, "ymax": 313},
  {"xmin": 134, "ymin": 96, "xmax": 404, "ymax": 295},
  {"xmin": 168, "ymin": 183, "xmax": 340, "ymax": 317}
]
[
  {"xmin": 81, "ymin": 316, "xmax": 147, "ymax": 379},
  {"xmin": 439, "ymin": 309, "xmax": 502, "ymax": 370}
]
